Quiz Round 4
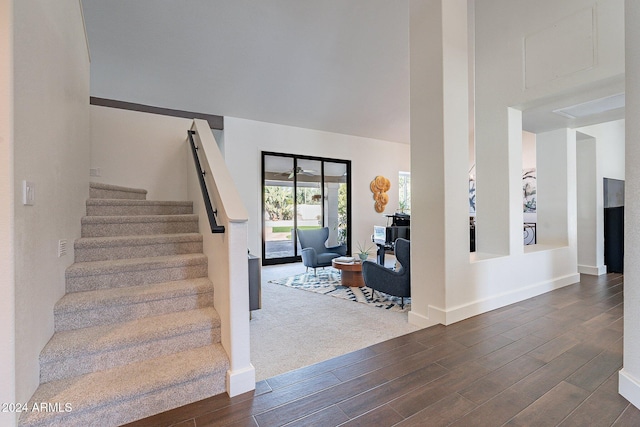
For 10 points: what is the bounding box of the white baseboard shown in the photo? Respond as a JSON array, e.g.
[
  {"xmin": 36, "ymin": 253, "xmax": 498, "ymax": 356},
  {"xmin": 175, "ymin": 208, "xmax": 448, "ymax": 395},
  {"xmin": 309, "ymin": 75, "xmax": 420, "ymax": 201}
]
[
  {"xmin": 578, "ymin": 264, "xmax": 607, "ymax": 276},
  {"xmin": 226, "ymin": 364, "xmax": 256, "ymax": 397},
  {"xmin": 408, "ymin": 308, "xmax": 442, "ymax": 328},
  {"xmin": 619, "ymin": 370, "xmax": 640, "ymax": 410},
  {"xmin": 443, "ymin": 273, "xmax": 580, "ymax": 325}
]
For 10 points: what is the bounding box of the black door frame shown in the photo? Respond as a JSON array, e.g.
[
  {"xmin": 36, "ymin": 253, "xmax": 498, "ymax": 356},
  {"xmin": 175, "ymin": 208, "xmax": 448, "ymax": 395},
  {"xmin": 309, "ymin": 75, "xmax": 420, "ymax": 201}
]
[{"xmin": 261, "ymin": 151, "xmax": 352, "ymax": 266}]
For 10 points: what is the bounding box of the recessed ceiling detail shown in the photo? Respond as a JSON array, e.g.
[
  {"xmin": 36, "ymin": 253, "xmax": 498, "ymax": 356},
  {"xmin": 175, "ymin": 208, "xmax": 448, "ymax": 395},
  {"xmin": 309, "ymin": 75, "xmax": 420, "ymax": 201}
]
[{"xmin": 552, "ymin": 93, "xmax": 625, "ymax": 119}]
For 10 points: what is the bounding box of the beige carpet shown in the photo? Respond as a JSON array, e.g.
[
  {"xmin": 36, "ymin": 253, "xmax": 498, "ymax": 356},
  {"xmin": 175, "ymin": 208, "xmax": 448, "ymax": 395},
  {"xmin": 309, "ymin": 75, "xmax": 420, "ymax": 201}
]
[{"xmin": 250, "ymin": 262, "xmax": 422, "ymax": 381}]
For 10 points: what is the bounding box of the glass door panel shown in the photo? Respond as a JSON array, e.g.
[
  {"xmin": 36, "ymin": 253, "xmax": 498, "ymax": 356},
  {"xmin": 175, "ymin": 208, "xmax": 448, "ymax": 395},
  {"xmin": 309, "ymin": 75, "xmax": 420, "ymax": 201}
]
[
  {"xmin": 324, "ymin": 162, "xmax": 348, "ymax": 248},
  {"xmin": 295, "ymin": 159, "xmax": 323, "ymax": 253},
  {"xmin": 263, "ymin": 155, "xmax": 295, "ymax": 260}
]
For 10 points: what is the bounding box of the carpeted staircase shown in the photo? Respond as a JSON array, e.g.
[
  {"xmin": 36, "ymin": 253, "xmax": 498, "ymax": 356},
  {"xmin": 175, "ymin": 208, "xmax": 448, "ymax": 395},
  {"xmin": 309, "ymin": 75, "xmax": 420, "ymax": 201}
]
[{"xmin": 19, "ymin": 182, "xmax": 229, "ymax": 427}]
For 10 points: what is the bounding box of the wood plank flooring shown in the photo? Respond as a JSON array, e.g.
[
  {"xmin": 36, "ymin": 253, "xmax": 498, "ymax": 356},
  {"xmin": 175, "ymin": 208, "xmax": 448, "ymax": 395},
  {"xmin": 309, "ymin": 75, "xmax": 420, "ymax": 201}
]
[{"xmin": 124, "ymin": 273, "xmax": 640, "ymax": 427}]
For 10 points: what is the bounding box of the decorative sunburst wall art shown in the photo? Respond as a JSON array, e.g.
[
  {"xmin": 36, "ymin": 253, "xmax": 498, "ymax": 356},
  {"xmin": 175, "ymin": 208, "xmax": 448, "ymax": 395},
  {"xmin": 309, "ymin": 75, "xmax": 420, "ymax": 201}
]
[{"xmin": 370, "ymin": 175, "xmax": 390, "ymax": 213}]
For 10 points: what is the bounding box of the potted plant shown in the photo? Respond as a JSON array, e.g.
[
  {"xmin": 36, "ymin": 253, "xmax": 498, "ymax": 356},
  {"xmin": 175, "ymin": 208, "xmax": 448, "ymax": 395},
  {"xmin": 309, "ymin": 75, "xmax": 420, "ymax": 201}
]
[{"xmin": 357, "ymin": 241, "xmax": 374, "ymax": 262}]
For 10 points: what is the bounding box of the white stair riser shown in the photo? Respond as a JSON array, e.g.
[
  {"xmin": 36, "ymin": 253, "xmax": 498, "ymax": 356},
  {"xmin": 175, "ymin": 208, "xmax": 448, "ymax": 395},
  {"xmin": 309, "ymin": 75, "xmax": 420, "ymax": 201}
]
[
  {"xmin": 89, "ymin": 188, "xmax": 146, "ymax": 200},
  {"xmin": 74, "ymin": 241, "xmax": 203, "ymax": 262},
  {"xmin": 81, "ymin": 221, "xmax": 199, "ymax": 237},
  {"xmin": 55, "ymin": 291, "xmax": 214, "ymax": 331},
  {"xmin": 40, "ymin": 328, "xmax": 221, "ymax": 383},
  {"xmin": 86, "ymin": 204, "xmax": 193, "ymax": 216},
  {"xmin": 66, "ymin": 264, "xmax": 208, "ymax": 292}
]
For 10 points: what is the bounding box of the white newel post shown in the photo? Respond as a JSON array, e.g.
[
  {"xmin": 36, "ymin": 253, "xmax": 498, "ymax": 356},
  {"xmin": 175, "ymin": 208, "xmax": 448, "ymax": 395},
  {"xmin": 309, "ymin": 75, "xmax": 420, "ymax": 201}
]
[{"xmin": 225, "ymin": 220, "xmax": 255, "ymax": 396}]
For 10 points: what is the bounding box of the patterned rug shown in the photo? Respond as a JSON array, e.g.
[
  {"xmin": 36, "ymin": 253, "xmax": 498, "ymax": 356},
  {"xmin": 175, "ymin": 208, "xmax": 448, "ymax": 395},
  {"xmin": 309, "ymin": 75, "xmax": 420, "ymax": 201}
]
[{"xmin": 269, "ymin": 268, "xmax": 411, "ymax": 312}]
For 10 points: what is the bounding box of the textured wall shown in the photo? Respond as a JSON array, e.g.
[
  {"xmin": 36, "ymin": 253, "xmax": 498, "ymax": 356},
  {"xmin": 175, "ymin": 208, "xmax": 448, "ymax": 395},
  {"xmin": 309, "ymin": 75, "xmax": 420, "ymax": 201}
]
[{"xmin": 13, "ymin": 0, "xmax": 90, "ymax": 406}]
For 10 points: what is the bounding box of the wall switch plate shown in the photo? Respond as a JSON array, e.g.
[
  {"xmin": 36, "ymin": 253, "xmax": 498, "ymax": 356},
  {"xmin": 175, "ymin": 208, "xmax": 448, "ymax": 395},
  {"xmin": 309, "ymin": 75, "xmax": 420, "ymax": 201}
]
[{"xmin": 23, "ymin": 181, "xmax": 35, "ymax": 205}]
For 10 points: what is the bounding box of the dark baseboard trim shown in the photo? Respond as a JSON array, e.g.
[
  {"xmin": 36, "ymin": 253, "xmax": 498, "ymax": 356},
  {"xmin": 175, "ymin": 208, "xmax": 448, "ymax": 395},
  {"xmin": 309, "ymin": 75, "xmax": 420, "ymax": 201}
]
[{"xmin": 90, "ymin": 97, "xmax": 223, "ymax": 130}]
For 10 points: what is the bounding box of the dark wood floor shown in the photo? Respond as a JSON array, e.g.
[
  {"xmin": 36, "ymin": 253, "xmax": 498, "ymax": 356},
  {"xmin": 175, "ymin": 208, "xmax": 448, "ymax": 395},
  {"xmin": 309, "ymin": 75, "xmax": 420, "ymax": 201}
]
[{"xmin": 124, "ymin": 273, "xmax": 640, "ymax": 427}]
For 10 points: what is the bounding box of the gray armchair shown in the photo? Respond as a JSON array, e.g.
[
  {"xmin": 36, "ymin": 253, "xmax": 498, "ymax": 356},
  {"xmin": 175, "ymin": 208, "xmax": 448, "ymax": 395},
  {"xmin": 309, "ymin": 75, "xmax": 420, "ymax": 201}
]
[
  {"xmin": 297, "ymin": 227, "xmax": 347, "ymax": 274},
  {"xmin": 362, "ymin": 238, "xmax": 410, "ymax": 308}
]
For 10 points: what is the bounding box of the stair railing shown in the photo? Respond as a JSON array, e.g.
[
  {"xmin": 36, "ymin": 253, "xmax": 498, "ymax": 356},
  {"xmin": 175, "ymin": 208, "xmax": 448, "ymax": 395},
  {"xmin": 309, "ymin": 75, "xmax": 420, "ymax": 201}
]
[
  {"xmin": 186, "ymin": 119, "xmax": 255, "ymax": 397},
  {"xmin": 187, "ymin": 130, "xmax": 225, "ymax": 233}
]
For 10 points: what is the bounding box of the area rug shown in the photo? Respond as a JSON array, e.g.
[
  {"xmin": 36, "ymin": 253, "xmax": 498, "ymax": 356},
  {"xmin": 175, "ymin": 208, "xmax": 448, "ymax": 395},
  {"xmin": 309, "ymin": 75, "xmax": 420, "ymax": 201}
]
[{"xmin": 269, "ymin": 268, "xmax": 411, "ymax": 312}]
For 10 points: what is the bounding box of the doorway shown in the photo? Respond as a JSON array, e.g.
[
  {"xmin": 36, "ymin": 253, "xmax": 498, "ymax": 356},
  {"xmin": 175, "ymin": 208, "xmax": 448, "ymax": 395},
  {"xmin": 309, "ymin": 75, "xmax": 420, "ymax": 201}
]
[
  {"xmin": 261, "ymin": 152, "xmax": 351, "ymax": 265},
  {"xmin": 604, "ymin": 178, "xmax": 624, "ymax": 273}
]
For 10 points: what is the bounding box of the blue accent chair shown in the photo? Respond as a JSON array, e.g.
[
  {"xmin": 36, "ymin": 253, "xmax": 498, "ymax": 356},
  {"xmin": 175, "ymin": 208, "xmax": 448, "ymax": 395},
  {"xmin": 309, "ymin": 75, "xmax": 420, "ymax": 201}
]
[
  {"xmin": 297, "ymin": 227, "xmax": 347, "ymax": 274},
  {"xmin": 362, "ymin": 238, "xmax": 411, "ymax": 308}
]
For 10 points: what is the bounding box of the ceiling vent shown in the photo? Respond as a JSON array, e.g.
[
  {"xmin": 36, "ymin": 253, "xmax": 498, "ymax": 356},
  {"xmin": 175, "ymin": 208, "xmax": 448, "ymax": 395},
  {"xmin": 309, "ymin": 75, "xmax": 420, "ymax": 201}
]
[{"xmin": 553, "ymin": 93, "xmax": 625, "ymax": 119}]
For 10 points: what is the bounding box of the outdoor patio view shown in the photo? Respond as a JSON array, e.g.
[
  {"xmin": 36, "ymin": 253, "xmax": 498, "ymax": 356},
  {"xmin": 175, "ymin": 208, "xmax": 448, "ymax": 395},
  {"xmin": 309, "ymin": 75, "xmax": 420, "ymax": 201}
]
[{"xmin": 262, "ymin": 153, "xmax": 350, "ymax": 263}]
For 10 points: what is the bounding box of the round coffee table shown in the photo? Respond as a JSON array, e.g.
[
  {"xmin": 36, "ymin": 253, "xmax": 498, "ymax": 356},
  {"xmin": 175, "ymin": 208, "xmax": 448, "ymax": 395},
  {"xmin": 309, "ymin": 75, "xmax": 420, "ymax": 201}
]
[{"xmin": 331, "ymin": 258, "xmax": 365, "ymax": 287}]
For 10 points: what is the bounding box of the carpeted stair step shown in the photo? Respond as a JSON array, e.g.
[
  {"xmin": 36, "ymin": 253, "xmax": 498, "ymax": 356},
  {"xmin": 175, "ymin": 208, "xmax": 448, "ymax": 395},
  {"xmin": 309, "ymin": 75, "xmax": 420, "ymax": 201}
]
[
  {"xmin": 86, "ymin": 199, "xmax": 193, "ymax": 216},
  {"xmin": 74, "ymin": 233, "xmax": 203, "ymax": 262},
  {"xmin": 65, "ymin": 254, "xmax": 208, "ymax": 292},
  {"xmin": 54, "ymin": 278, "xmax": 214, "ymax": 331},
  {"xmin": 18, "ymin": 344, "xmax": 228, "ymax": 427},
  {"xmin": 81, "ymin": 214, "xmax": 199, "ymax": 237},
  {"xmin": 40, "ymin": 307, "xmax": 221, "ymax": 383},
  {"xmin": 89, "ymin": 182, "xmax": 147, "ymax": 200}
]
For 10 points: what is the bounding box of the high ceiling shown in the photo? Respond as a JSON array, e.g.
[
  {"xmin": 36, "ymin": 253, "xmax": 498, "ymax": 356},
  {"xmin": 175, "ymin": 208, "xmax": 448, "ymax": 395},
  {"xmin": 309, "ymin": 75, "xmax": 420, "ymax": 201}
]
[
  {"xmin": 82, "ymin": 0, "xmax": 411, "ymax": 143},
  {"xmin": 82, "ymin": 1, "xmax": 624, "ymax": 144}
]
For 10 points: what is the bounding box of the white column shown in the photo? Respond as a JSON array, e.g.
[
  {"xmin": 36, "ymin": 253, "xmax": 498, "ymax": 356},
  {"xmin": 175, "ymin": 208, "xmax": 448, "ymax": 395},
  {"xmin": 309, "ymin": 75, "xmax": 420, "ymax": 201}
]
[
  {"xmin": 409, "ymin": 0, "xmax": 469, "ymax": 327},
  {"xmin": 576, "ymin": 134, "xmax": 604, "ymax": 274},
  {"xmin": 536, "ymin": 129, "xmax": 576, "ymax": 247},
  {"xmin": 620, "ymin": 0, "xmax": 640, "ymax": 409},
  {"xmin": 325, "ymin": 183, "xmax": 340, "ymax": 246}
]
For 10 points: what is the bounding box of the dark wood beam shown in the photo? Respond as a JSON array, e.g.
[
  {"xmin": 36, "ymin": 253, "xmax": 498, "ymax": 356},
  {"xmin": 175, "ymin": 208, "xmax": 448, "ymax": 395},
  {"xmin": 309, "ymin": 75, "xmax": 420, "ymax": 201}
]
[{"xmin": 90, "ymin": 97, "xmax": 224, "ymax": 130}]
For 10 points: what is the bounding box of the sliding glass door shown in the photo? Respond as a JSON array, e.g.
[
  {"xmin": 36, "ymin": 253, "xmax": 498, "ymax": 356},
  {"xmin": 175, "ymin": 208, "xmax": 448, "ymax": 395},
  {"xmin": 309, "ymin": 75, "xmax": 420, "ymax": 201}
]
[{"xmin": 262, "ymin": 152, "xmax": 351, "ymax": 265}]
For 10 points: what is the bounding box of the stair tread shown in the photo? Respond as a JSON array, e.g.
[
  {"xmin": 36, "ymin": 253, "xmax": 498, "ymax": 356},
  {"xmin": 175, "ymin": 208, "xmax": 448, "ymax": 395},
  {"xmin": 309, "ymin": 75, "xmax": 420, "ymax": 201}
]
[
  {"xmin": 20, "ymin": 344, "xmax": 228, "ymax": 426},
  {"xmin": 75, "ymin": 233, "xmax": 203, "ymax": 249},
  {"xmin": 82, "ymin": 214, "xmax": 198, "ymax": 224},
  {"xmin": 55, "ymin": 278, "xmax": 213, "ymax": 313},
  {"xmin": 66, "ymin": 253, "xmax": 207, "ymax": 277},
  {"xmin": 42, "ymin": 307, "xmax": 220, "ymax": 362}
]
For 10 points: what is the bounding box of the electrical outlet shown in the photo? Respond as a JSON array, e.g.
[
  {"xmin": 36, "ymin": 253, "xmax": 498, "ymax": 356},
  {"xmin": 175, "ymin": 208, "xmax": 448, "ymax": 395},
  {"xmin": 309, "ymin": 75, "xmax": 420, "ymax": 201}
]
[
  {"xmin": 90, "ymin": 168, "xmax": 102, "ymax": 177},
  {"xmin": 23, "ymin": 181, "xmax": 35, "ymax": 205}
]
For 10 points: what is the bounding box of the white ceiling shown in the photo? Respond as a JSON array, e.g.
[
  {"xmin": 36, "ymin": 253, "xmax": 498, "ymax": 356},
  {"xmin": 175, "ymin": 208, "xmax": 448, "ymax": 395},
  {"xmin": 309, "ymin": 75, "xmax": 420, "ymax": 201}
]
[
  {"xmin": 82, "ymin": 0, "xmax": 411, "ymax": 143},
  {"xmin": 82, "ymin": 1, "xmax": 623, "ymax": 144}
]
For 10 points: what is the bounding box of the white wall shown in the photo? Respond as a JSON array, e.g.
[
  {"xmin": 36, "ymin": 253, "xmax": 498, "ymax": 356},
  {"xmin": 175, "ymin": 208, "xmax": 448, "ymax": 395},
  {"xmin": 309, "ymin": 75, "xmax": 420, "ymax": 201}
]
[
  {"xmin": 0, "ymin": 1, "xmax": 16, "ymax": 426},
  {"xmin": 620, "ymin": 0, "xmax": 640, "ymax": 409},
  {"xmin": 13, "ymin": 0, "xmax": 90, "ymax": 407},
  {"xmin": 580, "ymin": 120, "xmax": 626, "ymax": 179},
  {"xmin": 90, "ymin": 106, "xmax": 191, "ymax": 200},
  {"xmin": 576, "ymin": 119, "xmax": 625, "ymax": 274},
  {"xmin": 87, "ymin": 111, "xmax": 409, "ymax": 259},
  {"xmin": 522, "ymin": 131, "xmax": 536, "ymax": 169},
  {"xmin": 407, "ymin": 0, "xmax": 625, "ymax": 326},
  {"xmin": 222, "ymin": 117, "xmax": 410, "ymax": 257}
]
